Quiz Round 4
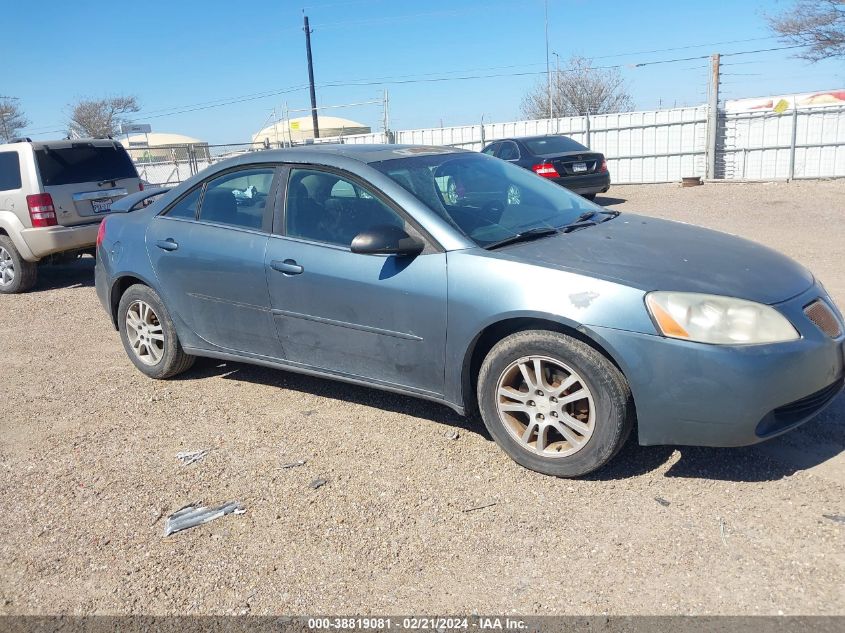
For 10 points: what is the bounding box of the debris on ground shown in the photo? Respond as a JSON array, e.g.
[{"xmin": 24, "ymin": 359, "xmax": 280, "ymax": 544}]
[
  {"xmin": 822, "ymin": 514, "xmax": 845, "ymax": 525},
  {"xmin": 463, "ymin": 502, "xmax": 497, "ymax": 513},
  {"xmin": 279, "ymin": 459, "xmax": 307, "ymax": 469},
  {"xmin": 176, "ymin": 449, "xmax": 211, "ymax": 466},
  {"xmin": 163, "ymin": 501, "xmax": 245, "ymax": 536},
  {"xmin": 719, "ymin": 516, "xmax": 728, "ymax": 546},
  {"xmin": 448, "ymin": 430, "xmax": 460, "ymax": 440},
  {"xmin": 655, "ymin": 497, "xmax": 671, "ymax": 507},
  {"xmin": 310, "ymin": 478, "xmax": 328, "ymax": 490}
]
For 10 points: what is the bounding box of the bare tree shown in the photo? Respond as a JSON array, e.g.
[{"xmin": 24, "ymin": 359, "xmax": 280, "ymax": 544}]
[
  {"xmin": 768, "ymin": 0, "xmax": 845, "ymax": 61},
  {"xmin": 521, "ymin": 55, "xmax": 635, "ymax": 119},
  {"xmin": 68, "ymin": 95, "xmax": 140, "ymax": 138},
  {"xmin": 0, "ymin": 98, "xmax": 29, "ymax": 142}
]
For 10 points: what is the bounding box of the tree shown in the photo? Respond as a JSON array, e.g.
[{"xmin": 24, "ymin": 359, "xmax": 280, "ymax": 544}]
[
  {"xmin": 0, "ymin": 98, "xmax": 29, "ymax": 142},
  {"xmin": 68, "ymin": 95, "xmax": 140, "ymax": 138},
  {"xmin": 768, "ymin": 0, "xmax": 845, "ymax": 61},
  {"xmin": 521, "ymin": 55, "xmax": 635, "ymax": 119}
]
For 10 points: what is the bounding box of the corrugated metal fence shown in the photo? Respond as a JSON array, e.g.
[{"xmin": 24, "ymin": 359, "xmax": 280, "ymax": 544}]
[{"xmin": 128, "ymin": 103, "xmax": 845, "ymax": 186}]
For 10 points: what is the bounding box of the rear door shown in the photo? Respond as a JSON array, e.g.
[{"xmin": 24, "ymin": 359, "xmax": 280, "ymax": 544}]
[
  {"xmin": 34, "ymin": 141, "xmax": 141, "ymax": 226},
  {"xmin": 146, "ymin": 166, "xmax": 282, "ymax": 357}
]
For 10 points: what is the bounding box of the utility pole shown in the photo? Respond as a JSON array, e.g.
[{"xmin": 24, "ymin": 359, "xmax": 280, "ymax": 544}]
[
  {"xmin": 303, "ymin": 14, "xmax": 320, "ymax": 139},
  {"xmin": 706, "ymin": 53, "xmax": 720, "ymax": 180},
  {"xmin": 545, "ymin": 0, "xmax": 552, "ymax": 122}
]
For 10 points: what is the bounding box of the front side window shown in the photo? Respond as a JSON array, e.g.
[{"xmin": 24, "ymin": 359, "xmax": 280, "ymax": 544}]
[
  {"xmin": 0, "ymin": 151, "xmax": 22, "ymax": 191},
  {"xmin": 199, "ymin": 168, "xmax": 275, "ymax": 231},
  {"xmin": 481, "ymin": 143, "xmax": 499, "ymax": 156},
  {"xmin": 285, "ymin": 168, "xmax": 404, "ymax": 247},
  {"xmin": 371, "ymin": 153, "xmax": 598, "ymax": 248}
]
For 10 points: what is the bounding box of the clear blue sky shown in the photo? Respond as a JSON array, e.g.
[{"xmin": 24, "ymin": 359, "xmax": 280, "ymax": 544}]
[{"xmin": 3, "ymin": 0, "xmax": 843, "ymax": 144}]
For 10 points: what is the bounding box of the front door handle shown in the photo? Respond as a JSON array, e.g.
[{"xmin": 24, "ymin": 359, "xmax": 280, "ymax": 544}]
[
  {"xmin": 155, "ymin": 238, "xmax": 179, "ymax": 252},
  {"xmin": 271, "ymin": 259, "xmax": 303, "ymax": 275}
]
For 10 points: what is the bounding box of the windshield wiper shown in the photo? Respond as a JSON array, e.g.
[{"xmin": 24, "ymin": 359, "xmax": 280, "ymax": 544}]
[
  {"xmin": 561, "ymin": 209, "xmax": 620, "ymax": 233},
  {"xmin": 485, "ymin": 227, "xmax": 559, "ymax": 250}
]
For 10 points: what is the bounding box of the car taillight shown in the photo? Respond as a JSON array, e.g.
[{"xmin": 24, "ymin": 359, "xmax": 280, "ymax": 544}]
[
  {"xmin": 96, "ymin": 218, "xmax": 108, "ymax": 249},
  {"xmin": 532, "ymin": 162, "xmax": 559, "ymax": 178},
  {"xmin": 599, "ymin": 158, "xmax": 608, "ymax": 172},
  {"xmin": 26, "ymin": 193, "xmax": 57, "ymax": 228},
  {"xmin": 139, "ymin": 181, "xmax": 144, "ymax": 191}
]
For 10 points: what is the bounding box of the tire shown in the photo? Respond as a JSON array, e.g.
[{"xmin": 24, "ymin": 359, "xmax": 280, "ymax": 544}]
[
  {"xmin": 117, "ymin": 284, "xmax": 195, "ymax": 379},
  {"xmin": 582, "ymin": 193, "xmax": 597, "ymax": 201},
  {"xmin": 477, "ymin": 330, "xmax": 633, "ymax": 477},
  {"xmin": 0, "ymin": 235, "xmax": 37, "ymax": 294}
]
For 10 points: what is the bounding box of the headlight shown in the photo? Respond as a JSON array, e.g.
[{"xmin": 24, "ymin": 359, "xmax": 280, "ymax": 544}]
[{"xmin": 645, "ymin": 292, "xmax": 799, "ymax": 345}]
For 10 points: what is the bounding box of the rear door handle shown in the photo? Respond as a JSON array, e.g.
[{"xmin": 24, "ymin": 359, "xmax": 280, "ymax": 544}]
[
  {"xmin": 270, "ymin": 259, "xmax": 303, "ymax": 275},
  {"xmin": 155, "ymin": 239, "xmax": 179, "ymax": 252}
]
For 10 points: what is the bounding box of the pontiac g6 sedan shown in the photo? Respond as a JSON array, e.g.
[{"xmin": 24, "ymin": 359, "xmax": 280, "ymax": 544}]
[{"xmin": 95, "ymin": 145, "xmax": 845, "ymax": 477}]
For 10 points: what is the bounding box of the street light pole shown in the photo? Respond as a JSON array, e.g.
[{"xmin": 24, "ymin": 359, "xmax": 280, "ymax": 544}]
[
  {"xmin": 303, "ymin": 14, "xmax": 320, "ymax": 139},
  {"xmin": 545, "ymin": 0, "xmax": 552, "ymax": 122}
]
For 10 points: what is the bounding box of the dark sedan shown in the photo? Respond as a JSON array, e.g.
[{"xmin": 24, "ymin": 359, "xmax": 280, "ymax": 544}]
[{"xmin": 481, "ymin": 135, "xmax": 610, "ymax": 199}]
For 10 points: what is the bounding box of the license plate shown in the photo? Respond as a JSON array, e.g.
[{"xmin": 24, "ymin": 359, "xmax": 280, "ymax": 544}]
[
  {"xmin": 91, "ymin": 198, "xmax": 113, "ymax": 214},
  {"xmin": 573, "ymin": 162, "xmax": 588, "ymax": 173}
]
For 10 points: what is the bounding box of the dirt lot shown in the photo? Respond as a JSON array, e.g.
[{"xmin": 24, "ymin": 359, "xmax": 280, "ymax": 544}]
[{"xmin": 1, "ymin": 180, "xmax": 843, "ymax": 616}]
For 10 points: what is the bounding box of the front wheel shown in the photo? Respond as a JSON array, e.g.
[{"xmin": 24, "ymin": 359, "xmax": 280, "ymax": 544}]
[
  {"xmin": 477, "ymin": 330, "xmax": 633, "ymax": 477},
  {"xmin": 117, "ymin": 284, "xmax": 195, "ymax": 379}
]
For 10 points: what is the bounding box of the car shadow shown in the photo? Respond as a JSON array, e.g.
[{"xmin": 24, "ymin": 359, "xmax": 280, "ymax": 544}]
[
  {"xmin": 180, "ymin": 357, "xmax": 490, "ymax": 439},
  {"xmin": 28, "ymin": 256, "xmax": 95, "ymax": 292},
  {"xmin": 176, "ymin": 358, "xmax": 844, "ymax": 482},
  {"xmin": 594, "ymin": 195, "xmax": 627, "ymax": 207}
]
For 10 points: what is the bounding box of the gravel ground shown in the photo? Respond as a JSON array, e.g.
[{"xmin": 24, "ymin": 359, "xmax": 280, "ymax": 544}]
[{"xmin": 1, "ymin": 180, "xmax": 843, "ymax": 616}]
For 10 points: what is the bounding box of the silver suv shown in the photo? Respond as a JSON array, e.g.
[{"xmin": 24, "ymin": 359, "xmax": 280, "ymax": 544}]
[{"xmin": 0, "ymin": 138, "xmax": 141, "ymax": 293}]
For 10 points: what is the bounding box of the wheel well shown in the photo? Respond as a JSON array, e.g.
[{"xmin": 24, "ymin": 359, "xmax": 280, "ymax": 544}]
[
  {"xmin": 461, "ymin": 317, "xmax": 626, "ymax": 415},
  {"xmin": 0, "ymin": 228, "xmax": 8, "ymax": 236},
  {"xmin": 110, "ymin": 276, "xmax": 147, "ymax": 328}
]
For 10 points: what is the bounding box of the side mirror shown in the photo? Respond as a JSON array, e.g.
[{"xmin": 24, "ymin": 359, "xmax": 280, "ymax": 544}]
[{"xmin": 351, "ymin": 225, "xmax": 424, "ymax": 257}]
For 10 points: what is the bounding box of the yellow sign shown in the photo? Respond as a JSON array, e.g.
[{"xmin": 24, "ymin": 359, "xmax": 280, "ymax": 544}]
[
  {"xmin": 773, "ymin": 99, "xmax": 790, "ymax": 114},
  {"xmin": 289, "ymin": 121, "xmax": 300, "ymax": 130}
]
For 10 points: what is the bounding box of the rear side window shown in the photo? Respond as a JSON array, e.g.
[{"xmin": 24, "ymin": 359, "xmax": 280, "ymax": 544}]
[
  {"xmin": 164, "ymin": 187, "xmax": 202, "ymax": 220},
  {"xmin": 198, "ymin": 168, "xmax": 275, "ymax": 231},
  {"xmin": 0, "ymin": 152, "xmax": 22, "ymax": 191},
  {"xmin": 498, "ymin": 141, "xmax": 520, "ymax": 160},
  {"xmin": 35, "ymin": 144, "xmax": 137, "ymax": 186}
]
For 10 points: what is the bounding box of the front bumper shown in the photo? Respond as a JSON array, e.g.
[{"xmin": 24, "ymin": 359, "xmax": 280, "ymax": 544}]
[
  {"xmin": 20, "ymin": 222, "xmax": 100, "ymax": 261},
  {"xmin": 551, "ymin": 172, "xmax": 611, "ymax": 195},
  {"xmin": 588, "ymin": 284, "xmax": 845, "ymax": 447}
]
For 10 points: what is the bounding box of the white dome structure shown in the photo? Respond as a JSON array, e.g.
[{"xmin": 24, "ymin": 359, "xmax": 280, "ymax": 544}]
[
  {"xmin": 253, "ymin": 115, "xmax": 371, "ymax": 144},
  {"xmin": 120, "ymin": 132, "xmax": 210, "ymax": 162}
]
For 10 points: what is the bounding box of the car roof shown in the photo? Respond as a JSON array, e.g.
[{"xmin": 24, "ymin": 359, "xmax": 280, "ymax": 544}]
[
  {"xmin": 234, "ymin": 144, "xmax": 471, "ymax": 165},
  {"xmin": 0, "ymin": 138, "xmax": 127, "ymax": 151}
]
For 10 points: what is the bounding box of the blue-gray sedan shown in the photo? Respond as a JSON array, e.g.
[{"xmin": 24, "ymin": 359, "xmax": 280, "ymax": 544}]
[{"xmin": 94, "ymin": 145, "xmax": 845, "ymax": 477}]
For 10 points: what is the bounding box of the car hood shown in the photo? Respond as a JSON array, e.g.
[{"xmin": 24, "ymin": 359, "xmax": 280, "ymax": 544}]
[{"xmin": 498, "ymin": 213, "xmax": 814, "ymax": 305}]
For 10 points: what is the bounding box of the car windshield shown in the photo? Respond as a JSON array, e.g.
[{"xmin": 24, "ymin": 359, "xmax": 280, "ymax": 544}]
[
  {"xmin": 523, "ymin": 136, "xmax": 588, "ymax": 155},
  {"xmin": 371, "ymin": 152, "xmax": 601, "ymax": 248},
  {"xmin": 35, "ymin": 144, "xmax": 137, "ymax": 186}
]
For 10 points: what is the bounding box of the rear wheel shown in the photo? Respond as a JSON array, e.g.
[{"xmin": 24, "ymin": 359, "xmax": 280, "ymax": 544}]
[
  {"xmin": 582, "ymin": 193, "xmax": 597, "ymax": 201},
  {"xmin": 118, "ymin": 284, "xmax": 195, "ymax": 379},
  {"xmin": 0, "ymin": 236, "xmax": 37, "ymax": 294},
  {"xmin": 477, "ymin": 330, "xmax": 633, "ymax": 477}
]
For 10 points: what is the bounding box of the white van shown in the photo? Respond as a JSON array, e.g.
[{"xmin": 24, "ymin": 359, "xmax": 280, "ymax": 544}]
[{"xmin": 0, "ymin": 138, "xmax": 141, "ymax": 293}]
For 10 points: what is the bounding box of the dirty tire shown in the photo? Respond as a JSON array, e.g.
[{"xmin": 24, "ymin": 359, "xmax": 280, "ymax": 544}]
[
  {"xmin": 117, "ymin": 284, "xmax": 195, "ymax": 379},
  {"xmin": 0, "ymin": 235, "xmax": 37, "ymax": 294},
  {"xmin": 477, "ymin": 330, "xmax": 633, "ymax": 478}
]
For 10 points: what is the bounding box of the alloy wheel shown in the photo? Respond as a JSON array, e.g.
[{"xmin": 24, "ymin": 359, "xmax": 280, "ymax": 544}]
[
  {"xmin": 496, "ymin": 355, "xmax": 595, "ymax": 458},
  {"xmin": 0, "ymin": 247, "xmax": 15, "ymax": 287},
  {"xmin": 125, "ymin": 300, "xmax": 165, "ymax": 366}
]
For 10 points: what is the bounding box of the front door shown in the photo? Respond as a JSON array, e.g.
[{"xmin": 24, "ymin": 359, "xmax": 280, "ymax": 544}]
[
  {"xmin": 264, "ymin": 167, "xmax": 448, "ymax": 397},
  {"xmin": 147, "ymin": 166, "xmax": 281, "ymax": 357}
]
